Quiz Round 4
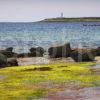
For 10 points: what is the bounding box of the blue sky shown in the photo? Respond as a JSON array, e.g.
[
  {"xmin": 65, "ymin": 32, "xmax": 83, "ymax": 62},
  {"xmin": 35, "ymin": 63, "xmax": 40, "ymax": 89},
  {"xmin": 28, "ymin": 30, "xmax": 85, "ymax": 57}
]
[{"xmin": 0, "ymin": 0, "xmax": 100, "ymax": 22}]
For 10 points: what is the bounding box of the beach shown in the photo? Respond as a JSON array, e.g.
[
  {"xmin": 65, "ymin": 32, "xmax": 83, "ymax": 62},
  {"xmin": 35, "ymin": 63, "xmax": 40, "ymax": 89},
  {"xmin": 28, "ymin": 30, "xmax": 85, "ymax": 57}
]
[
  {"xmin": 17, "ymin": 56, "xmax": 100, "ymax": 66},
  {"xmin": 0, "ymin": 59, "xmax": 100, "ymax": 99},
  {"xmin": 0, "ymin": 22, "xmax": 100, "ymax": 99}
]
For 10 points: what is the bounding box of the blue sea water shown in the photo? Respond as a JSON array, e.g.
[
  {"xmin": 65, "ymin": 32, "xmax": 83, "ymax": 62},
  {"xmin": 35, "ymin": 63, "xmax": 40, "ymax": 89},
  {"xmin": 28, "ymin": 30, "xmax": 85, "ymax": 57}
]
[{"xmin": 0, "ymin": 22, "xmax": 100, "ymax": 53}]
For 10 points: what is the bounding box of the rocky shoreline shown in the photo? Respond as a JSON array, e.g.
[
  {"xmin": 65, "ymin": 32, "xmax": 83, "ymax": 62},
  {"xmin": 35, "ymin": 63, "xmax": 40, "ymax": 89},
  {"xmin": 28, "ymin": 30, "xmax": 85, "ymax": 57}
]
[{"xmin": 0, "ymin": 43, "xmax": 100, "ymax": 67}]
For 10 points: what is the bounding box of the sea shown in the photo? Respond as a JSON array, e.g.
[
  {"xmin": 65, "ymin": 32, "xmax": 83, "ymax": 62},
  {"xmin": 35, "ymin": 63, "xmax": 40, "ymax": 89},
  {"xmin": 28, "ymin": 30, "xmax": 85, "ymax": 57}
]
[{"xmin": 0, "ymin": 22, "xmax": 100, "ymax": 53}]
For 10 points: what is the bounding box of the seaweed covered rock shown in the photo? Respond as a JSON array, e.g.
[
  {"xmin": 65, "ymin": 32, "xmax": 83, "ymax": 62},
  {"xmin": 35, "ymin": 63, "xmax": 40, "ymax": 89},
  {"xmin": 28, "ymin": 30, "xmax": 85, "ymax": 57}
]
[
  {"xmin": 71, "ymin": 49, "xmax": 96, "ymax": 62},
  {"xmin": 48, "ymin": 43, "xmax": 71, "ymax": 58},
  {"xmin": 7, "ymin": 58, "xmax": 18, "ymax": 66},
  {"xmin": 0, "ymin": 53, "xmax": 7, "ymax": 67}
]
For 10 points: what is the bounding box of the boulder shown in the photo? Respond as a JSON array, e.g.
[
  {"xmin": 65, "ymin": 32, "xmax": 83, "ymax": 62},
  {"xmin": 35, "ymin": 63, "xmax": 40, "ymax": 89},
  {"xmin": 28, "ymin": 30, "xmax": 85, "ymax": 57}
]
[
  {"xmin": 48, "ymin": 43, "xmax": 71, "ymax": 58},
  {"xmin": 89, "ymin": 47, "xmax": 100, "ymax": 56},
  {"xmin": 28, "ymin": 52, "xmax": 41, "ymax": 57},
  {"xmin": 0, "ymin": 53, "xmax": 7, "ymax": 68},
  {"xmin": 36, "ymin": 47, "xmax": 45, "ymax": 55},
  {"xmin": 29, "ymin": 47, "xmax": 45, "ymax": 57},
  {"xmin": 95, "ymin": 47, "xmax": 100, "ymax": 56},
  {"xmin": 17, "ymin": 46, "xmax": 45, "ymax": 58},
  {"xmin": 71, "ymin": 49, "xmax": 96, "ymax": 62},
  {"xmin": 0, "ymin": 47, "xmax": 17, "ymax": 58},
  {"xmin": 30, "ymin": 48, "xmax": 36, "ymax": 53},
  {"xmin": 7, "ymin": 58, "xmax": 18, "ymax": 66},
  {"xmin": 0, "ymin": 50, "xmax": 17, "ymax": 58},
  {"xmin": 6, "ymin": 47, "xmax": 13, "ymax": 52},
  {"xmin": 17, "ymin": 53, "xmax": 30, "ymax": 58}
]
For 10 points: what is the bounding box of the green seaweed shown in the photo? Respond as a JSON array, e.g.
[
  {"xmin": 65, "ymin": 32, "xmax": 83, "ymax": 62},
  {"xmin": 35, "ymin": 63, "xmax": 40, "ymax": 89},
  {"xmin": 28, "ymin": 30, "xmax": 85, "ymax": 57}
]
[{"xmin": 0, "ymin": 62, "xmax": 100, "ymax": 99}]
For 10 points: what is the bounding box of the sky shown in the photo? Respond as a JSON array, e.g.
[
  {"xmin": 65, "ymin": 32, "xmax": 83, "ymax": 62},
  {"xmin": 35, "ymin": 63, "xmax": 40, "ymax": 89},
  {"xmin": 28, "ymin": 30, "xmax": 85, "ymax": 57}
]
[{"xmin": 0, "ymin": 0, "xmax": 100, "ymax": 22}]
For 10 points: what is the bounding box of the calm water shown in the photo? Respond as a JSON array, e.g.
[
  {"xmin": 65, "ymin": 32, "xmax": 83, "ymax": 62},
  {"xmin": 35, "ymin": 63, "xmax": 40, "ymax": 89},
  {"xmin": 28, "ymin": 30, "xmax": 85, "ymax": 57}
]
[{"xmin": 0, "ymin": 22, "xmax": 100, "ymax": 53}]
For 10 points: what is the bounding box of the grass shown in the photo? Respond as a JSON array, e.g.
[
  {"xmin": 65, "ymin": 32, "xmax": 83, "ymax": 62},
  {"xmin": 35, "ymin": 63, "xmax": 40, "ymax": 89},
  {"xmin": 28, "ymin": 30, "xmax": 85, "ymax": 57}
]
[
  {"xmin": 42, "ymin": 17, "xmax": 100, "ymax": 22},
  {"xmin": 0, "ymin": 62, "xmax": 100, "ymax": 99}
]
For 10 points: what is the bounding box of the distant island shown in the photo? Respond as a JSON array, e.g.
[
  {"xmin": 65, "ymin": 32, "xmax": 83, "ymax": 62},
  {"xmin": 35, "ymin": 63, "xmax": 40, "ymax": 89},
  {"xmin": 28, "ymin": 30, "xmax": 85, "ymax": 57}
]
[{"xmin": 40, "ymin": 17, "xmax": 100, "ymax": 22}]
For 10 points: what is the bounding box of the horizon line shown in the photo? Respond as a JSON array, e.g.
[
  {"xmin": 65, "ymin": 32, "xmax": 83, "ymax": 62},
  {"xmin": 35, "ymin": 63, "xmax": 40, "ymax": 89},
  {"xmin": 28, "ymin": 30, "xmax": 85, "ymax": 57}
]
[{"xmin": 0, "ymin": 16, "xmax": 100, "ymax": 22}]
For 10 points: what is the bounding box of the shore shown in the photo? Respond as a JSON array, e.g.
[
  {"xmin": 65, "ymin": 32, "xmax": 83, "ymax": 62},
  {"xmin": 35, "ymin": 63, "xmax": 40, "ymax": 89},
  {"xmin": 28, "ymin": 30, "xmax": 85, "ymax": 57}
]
[
  {"xmin": 0, "ymin": 43, "xmax": 100, "ymax": 67},
  {"xmin": 17, "ymin": 56, "xmax": 100, "ymax": 66},
  {"xmin": 40, "ymin": 17, "xmax": 100, "ymax": 22},
  {"xmin": 0, "ymin": 60, "xmax": 100, "ymax": 99}
]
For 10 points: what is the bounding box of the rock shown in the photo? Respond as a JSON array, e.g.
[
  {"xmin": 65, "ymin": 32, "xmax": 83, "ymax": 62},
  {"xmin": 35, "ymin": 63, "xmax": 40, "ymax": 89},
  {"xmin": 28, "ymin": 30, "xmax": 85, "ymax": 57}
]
[
  {"xmin": 71, "ymin": 49, "xmax": 96, "ymax": 62},
  {"xmin": 48, "ymin": 43, "xmax": 71, "ymax": 58},
  {"xmin": 7, "ymin": 58, "xmax": 18, "ymax": 66},
  {"xmin": 0, "ymin": 47, "xmax": 17, "ymax": 58},
  {"xmin": 0, "ymin": 53, "xmax": 7, "ymax": 68},
  {"xmin": 29, "ymin": 47, "xmax": 45, "ymax": 57},
  {"xmin": 0, "ymin": 50, "xmax": 17, "ymax": 58},
  {"xmin": 36, "ymin": 47, "xmax": 45, "ymax": 55},
  {"xmin": 5, "ymin": 47, "xmax": 13, "ymax": 52},
  {"xmin": 17, "ymin": 53, "xmax": 30, "ymax": 58},
  {"xmin": 17, "ymin": 46, "xmax": 45, "ymax": 58},
  {"xmin": 28, "ymin": 52, "xmax": 40, "ymax": 57},
  {"xmin": 95, "ymin": 47, "xmax": 100, "ymax": 56},
  {"xmin": 30, "ymin": 48, "xmax": 36, "ymax": 53},
  {"xmin": 87, "ymin": 47, "xmax": 100, "ymax": 56}
]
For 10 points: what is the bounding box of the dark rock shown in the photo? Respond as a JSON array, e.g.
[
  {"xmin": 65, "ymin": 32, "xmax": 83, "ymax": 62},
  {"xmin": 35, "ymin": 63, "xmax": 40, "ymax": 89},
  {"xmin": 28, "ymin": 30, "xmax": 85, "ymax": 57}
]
[
  {"xmin": 7, "ymin": 58, "xmax": 18, "ymax": 66},
  {"xmin": 30, "ymin": 48, "xmax": 36, "ymax": 53},
  {"xmin": 28, "ymin": 52, "xmax": 39, "ymax": 57},
  {"xmin": 17, "ymin": 53, "xmax": 30, "ymax": 58},
  {"xmin": 17, "ymin": 51, "xmax": 44, "ymax": 58},
  {"xmin": 6, "ymin": 47, "xmax": 13, "ymax": 52},
  {"xmin": 0, "ymin": 53, "xmax": 7, "ymax": 68},
  {"xmin": 95, "ymin": 47, "xmax": 100, "ymax": 56},
  {"xmin": 0, "ymin": 47, "xmax": 17, "ymax": 58},
  {"xmin": 71, "ymin": 49, "xmax": 96, "ymax": 62},
  {"xmin": 48, "ymin": 43, "xmax": 71, "ymax": 58},
  {"xmin": 0, "ymin": 50, "xmax": 17, "ymax": 58},
  {"xmin": 29, "ymin": 47, "xmax": 45, "ymax": 57},
  {"xmin": 36, "ymin": 47, "xmax": 45, "ymax": 55},
  {"xmin": 87, "ymin": 47, "xmax": 100, "ymax": 56}
]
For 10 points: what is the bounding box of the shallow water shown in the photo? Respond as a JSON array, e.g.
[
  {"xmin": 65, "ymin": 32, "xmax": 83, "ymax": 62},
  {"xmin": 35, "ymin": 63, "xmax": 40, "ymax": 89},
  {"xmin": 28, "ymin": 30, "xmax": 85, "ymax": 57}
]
[{"xmin": 0, "ymin": 22, "xmax": 100, "ymax": 53}]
